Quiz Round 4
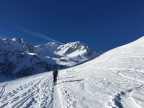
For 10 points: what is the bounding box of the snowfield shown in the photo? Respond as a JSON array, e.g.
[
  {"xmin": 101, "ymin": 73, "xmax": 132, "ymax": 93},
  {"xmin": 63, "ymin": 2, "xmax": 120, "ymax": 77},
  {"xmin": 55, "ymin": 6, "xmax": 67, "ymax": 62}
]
[{"xmin": 1, "ymin": 37, "xmax": 144, "ymax": 108}]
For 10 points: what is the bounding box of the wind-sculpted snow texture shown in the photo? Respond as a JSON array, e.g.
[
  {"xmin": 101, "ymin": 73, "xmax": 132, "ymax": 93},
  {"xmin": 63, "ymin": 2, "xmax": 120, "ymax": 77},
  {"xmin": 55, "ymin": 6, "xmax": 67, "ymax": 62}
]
[{"xmin": 1, "ymin": 37, "xmax": 144, "ymax": 108}]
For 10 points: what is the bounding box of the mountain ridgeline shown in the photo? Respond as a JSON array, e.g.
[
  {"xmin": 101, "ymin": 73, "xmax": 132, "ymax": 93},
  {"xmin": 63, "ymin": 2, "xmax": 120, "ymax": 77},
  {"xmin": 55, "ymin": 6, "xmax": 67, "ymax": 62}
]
[{"xmin": 0, "ymin": 38, "xmax": 101, "ymax": 76}]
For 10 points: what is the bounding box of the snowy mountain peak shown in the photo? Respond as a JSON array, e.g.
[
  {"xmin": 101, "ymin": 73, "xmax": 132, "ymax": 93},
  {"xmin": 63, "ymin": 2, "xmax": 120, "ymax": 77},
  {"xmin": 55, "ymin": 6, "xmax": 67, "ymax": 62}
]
[
  {"xmin": 36, "ymin": 41, "xmax": 61, "ymax": 47},
  {"xmin": 0, "ymin": 38, "xmax": 35, "ymax": 53},
  {"xmin": 11, "ymin": 38, "xmax": 28, "ymax": 43},
  {"xmin": 35, "ymin": 41, "xmax": 101, "ymax": 66},
  {"xmin": 2, "ymin": 38, "xmax": 26, "ymax": 43},
  {"xmin": 61, "ymin": 41, "xmax": 86, "ymax": 47},
  {"xmin": 1, "ymin": 38, "xmax": 28, "ymax": 45},
  {"xmin": 65, "ymin": 41, "xmax": 84, "ymax": 45},
  {"xmin": 57, "ymin": 41, "xmax": 91, "ymax": 54}
]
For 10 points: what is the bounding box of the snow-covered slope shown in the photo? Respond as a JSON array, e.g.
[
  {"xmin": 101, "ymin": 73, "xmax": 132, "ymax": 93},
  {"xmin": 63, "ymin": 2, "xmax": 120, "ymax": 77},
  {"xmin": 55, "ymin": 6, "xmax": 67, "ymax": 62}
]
[
  {"xmin": 0, "ymin": 38, "xmax": 61, "ymax": 76},
  {"xmin": 1, "ymin": 37, "xmax": 144, "ymax": 108},
  {"xmin": 35, "ymin": 41, "xmax": 101, "ymax": 66}
]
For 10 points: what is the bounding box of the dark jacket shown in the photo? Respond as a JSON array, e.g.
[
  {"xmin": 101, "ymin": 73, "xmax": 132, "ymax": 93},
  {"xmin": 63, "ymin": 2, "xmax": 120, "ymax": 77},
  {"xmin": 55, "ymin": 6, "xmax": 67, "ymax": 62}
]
[{"xmin": 53, "ymin": 70, "xmax": 58, "ymax": 83}]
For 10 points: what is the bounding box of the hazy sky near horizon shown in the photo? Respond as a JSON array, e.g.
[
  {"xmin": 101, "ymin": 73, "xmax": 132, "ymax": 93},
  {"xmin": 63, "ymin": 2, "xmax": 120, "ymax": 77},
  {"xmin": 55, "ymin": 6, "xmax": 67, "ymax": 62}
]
[{"xmin": 0, "ymin": 0, "xmax": 144, "ymax": 51}]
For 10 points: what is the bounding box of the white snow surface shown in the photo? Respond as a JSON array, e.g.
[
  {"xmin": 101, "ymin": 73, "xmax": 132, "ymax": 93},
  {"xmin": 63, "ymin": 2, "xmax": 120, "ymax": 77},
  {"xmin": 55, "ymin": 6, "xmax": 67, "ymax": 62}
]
[{"xmin": 1, "ymin": 37, "xmax": 144, "ymax": 108}]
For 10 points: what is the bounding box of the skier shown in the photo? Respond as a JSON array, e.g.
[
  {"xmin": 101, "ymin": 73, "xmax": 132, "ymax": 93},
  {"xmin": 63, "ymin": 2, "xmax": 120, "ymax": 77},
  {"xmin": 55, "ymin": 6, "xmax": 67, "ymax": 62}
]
[{"xmin": 53, "ymin": 70, "xmax": 58, "ymax": 85}]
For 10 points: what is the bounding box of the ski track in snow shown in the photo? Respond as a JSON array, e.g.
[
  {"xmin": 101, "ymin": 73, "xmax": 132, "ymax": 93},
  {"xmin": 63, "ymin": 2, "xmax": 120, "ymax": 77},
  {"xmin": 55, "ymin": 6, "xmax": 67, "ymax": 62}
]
[
  {"xmin": 0, "ymin": 84, "xmax": 7, "ymax": 99},
  {"xmin": 0, "ymin": 74, "xmax": 55, "ymax": 108},
  {"xmin": 0, "ymin": 72, "xmax": 82, "ymax": 108}
]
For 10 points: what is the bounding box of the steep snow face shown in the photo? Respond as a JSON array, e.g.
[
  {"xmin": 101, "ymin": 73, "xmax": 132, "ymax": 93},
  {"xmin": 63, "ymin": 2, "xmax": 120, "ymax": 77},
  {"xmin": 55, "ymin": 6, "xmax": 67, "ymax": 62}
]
[
  {"xmin": 0, "ymin": 38, "xmax": 61, "ymax": 76},
  {"xmin": 35, "ymin": 41, "xmax": 101, "ymax": 66},
  {"xmin": 1, "ymin": 37, "xmax": 144, "ymax": 108}
]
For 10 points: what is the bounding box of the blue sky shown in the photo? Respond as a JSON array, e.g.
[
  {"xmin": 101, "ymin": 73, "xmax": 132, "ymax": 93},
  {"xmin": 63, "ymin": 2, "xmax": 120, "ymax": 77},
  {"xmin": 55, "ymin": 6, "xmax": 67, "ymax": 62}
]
[{"xmin": 0, "ymin": 0, "xmax": 144, "ymax": 51}]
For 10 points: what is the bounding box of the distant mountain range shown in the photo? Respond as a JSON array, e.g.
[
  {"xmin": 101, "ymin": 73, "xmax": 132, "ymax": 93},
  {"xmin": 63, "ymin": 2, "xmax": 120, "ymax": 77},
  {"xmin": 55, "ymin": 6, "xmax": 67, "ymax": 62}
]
[{"xmin": 0, "ymin": 38, "xmax": 101, "ymax": 76}]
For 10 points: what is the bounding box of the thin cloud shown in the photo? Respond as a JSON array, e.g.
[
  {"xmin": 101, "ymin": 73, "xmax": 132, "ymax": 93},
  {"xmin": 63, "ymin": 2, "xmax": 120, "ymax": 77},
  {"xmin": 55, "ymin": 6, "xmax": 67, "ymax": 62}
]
[{"xmin": 17, "ymin": 27, "xmax": 63, "ymax": 44}]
